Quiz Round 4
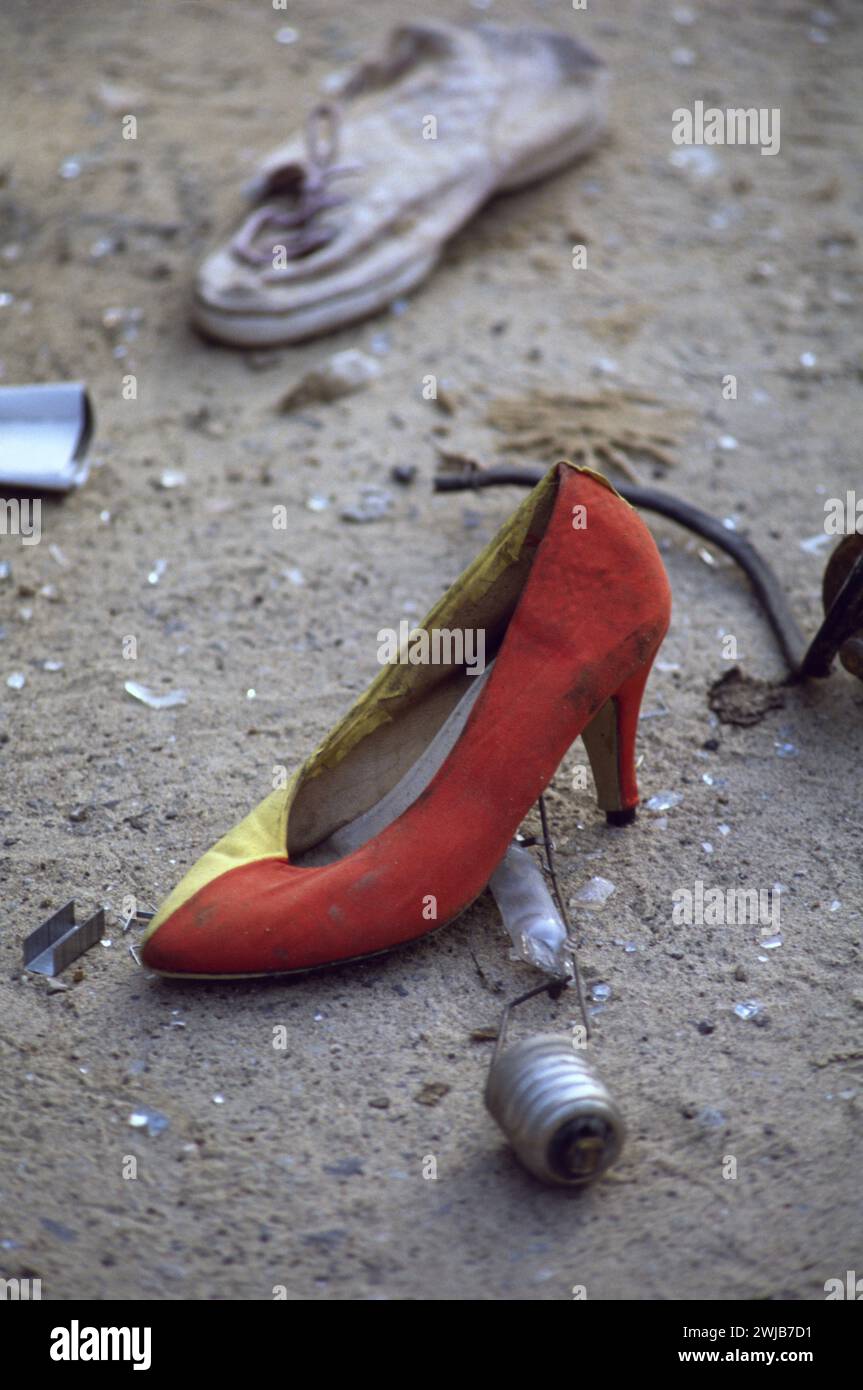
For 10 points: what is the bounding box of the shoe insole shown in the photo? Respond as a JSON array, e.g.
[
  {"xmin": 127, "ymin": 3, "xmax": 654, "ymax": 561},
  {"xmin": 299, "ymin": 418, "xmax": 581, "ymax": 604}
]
[{"xmin": 295, "ymin": 661, "xmax": 494, "ymax": 866}]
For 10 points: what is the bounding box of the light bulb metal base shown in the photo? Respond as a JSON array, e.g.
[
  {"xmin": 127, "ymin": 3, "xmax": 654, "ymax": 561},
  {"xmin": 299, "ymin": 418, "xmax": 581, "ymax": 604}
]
[{"xmin": 485, "ymin": 1033, "xmax": 625, "ymax": 1187}]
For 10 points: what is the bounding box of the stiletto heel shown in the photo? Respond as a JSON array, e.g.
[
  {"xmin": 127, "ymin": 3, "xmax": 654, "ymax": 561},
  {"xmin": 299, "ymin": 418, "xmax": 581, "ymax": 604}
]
[{"xmin": 582, "ymin": 653, "xmax": 660, "ymax": 826}]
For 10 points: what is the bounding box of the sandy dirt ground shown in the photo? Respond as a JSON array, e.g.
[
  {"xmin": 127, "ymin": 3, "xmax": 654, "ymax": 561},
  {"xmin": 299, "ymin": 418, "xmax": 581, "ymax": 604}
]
[{"xmin": 0, "ymin": 0, "xmax": 861, "ymax": 1302}]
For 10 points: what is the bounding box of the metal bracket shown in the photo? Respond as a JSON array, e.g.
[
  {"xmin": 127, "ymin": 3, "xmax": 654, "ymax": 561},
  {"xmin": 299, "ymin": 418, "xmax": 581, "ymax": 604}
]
[{"xmin": 23, "ymin": 901, "xmax": 105, "ymax": 976}]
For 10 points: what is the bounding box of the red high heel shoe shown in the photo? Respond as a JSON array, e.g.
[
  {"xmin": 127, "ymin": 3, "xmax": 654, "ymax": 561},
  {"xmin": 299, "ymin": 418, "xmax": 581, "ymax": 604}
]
[{"xmin": 141, "ymin": 463, "xmax": 671, "ymax": 977}]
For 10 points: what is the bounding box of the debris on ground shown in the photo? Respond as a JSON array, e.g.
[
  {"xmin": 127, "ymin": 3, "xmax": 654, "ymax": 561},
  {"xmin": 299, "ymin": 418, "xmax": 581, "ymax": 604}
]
[
  {"xmin": 0, "ymin": 382, "xmax": 93, "ymax": 491},
  {"xmin": 340, "ymin": 485, "xmax": 394, "ymax": 524},
  {"xmin": 485, "ymin": 387, "xmax": 691, "ymax": 481},
  {"xmin": 23, "ymin": 901, "xmax": 106, "ymax": 976},
  {"xmin": 277, "ymin": 349, "xmax": 380, "ymax": 412},
  {"xmin": 124, "ymin": 681, "xmax": 189, "ymax": 710},
  {"xmin": 708, "ymin": 666, "xmax": 786, "ymax": 726},
  {"xmin": 414, "ymin": 1081, "xmax": 451, "ymax": 1107}
]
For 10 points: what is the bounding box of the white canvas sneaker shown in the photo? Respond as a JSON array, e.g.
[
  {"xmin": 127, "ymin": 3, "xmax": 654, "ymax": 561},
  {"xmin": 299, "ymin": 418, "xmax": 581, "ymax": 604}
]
[{"xmin": 192, "ymin": 21, "xmax": 608, "ymax": 347}]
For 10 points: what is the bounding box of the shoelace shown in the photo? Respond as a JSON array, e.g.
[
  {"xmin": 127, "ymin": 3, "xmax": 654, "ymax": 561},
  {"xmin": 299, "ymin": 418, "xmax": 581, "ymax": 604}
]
[{"xmin": 231, "ymin": 103, "xmax": 361, "ymax": 268}]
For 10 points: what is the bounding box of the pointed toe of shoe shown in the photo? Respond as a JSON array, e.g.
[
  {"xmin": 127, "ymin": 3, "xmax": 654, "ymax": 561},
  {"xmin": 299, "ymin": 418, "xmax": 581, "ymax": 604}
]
[
  {"xmin": 139, "ymin": 909, "xmax": 195, "ymax": 976},
  {"xmin": 140, "ymin": 857, "xmax": 300, "ymax": 977}
]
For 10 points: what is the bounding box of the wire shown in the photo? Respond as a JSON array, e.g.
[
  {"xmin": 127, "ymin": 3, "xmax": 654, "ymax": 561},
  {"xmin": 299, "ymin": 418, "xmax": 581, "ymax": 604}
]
[{"xmin": 537, "ymin": 794, "xmax": 591, "ymax": 1040}]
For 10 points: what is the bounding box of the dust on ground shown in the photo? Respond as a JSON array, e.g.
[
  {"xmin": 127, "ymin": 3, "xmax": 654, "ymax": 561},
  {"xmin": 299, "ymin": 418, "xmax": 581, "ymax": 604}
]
[{"xmin": 0, "ymin": 0, "xmax": 861, "ymax": 1301}]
